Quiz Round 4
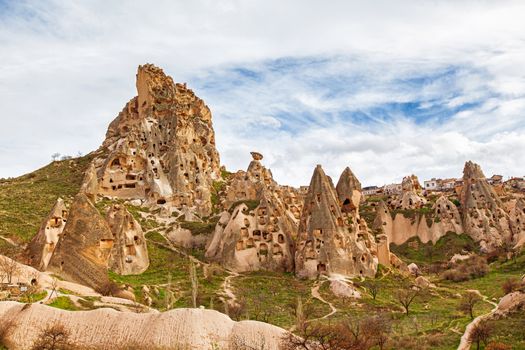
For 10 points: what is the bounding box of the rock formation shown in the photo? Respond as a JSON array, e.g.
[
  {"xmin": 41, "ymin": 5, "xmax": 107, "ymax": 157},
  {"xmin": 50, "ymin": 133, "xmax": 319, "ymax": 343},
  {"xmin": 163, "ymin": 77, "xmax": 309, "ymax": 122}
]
[
  {"xmin": 46, "ymin": 194, "xmax": 113, "ymax": 291},
  {"xmin": 26, "ymin": 198, "xmax": 68, "ymax": 270},
  {"xmin": 394, "ymin": 174, "xmax": 427, "ymax": 209},
  {"xmin": 374, "ymin": 195, "xmax": 464, "ymax": 246},
  {"xmin": 335, "ymin": 167, "xmax": 380, "ymax": 263},
  {"xmin": 106, "ymin": 204, "xmax": 149, "ymax": 275},
  {"xmin": 205, "ymin": 152, "xmax": 299, "ymax": 272},
  {"xmin": 87, "ymin": 64, "xmax": 221, "ymax": 216},
  {"xmin": 510, "ymin": 198, "xmax": 525, "ymax": 249},
  {"xmin": 460, "ymin": 161, "xmax": 513, "ymax": 251},
  {"xmin": 0, "ymin": 302, "xmax": 286, "ymax": 350},
  {"xmin": 295, "ymin": 165, "xmax": 377, "ymax": 278}
]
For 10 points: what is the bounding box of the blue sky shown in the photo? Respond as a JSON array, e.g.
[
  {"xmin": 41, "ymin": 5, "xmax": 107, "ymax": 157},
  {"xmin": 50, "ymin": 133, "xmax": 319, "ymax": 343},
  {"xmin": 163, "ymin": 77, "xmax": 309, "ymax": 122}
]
[{"xmin": 0, "ymin": 0, "xmax": 524, "ymax": 186}]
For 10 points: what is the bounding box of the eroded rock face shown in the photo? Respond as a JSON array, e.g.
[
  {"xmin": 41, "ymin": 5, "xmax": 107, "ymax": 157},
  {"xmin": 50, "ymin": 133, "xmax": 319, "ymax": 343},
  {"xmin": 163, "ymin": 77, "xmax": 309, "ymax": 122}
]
[
  {"xmin": 395, "ymin": 175, "xmax": 427, "ymax": 209},
  {"xmin": 335, "ymin": 167, "xmax": 378, "ymax": 262},
  {"xmin": 510, "ymin": 198, "xmax": 525, "ymax": 249},
  {"xmin": 205, "ymin": 153, "xmax": 299, "ymax": 272},
  {"xmin": 26, "ymin": 198, "xmax": 68, "ymax": 270},
  {"xmin": 295, "ymin": 165, "xmax": 377, "ymax": 278},
  {"xmin": 47, "ymin": 194, "xmax": 112, "ymax": 291},
  {"xmin": 89, "ymin": 64, "xmax": 221, "ymax": 216},
  {"xmin": 106, "ymin": 204, "xmax": 149, "ymax": 275},
  {"xmin": 460, "ymin": 161, "xmax": 513, "ymax": 251}
]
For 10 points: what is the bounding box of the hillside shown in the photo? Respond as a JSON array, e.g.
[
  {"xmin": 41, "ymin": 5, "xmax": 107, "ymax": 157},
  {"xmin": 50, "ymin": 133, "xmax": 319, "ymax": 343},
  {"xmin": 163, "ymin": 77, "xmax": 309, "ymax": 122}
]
[
  {"xmin": 0, "ymin": 64, "xmax": 523, "ymax": 350},
  {"xmin": 0, "ymin": 153, "xmax": 95, "ymax": 245}
]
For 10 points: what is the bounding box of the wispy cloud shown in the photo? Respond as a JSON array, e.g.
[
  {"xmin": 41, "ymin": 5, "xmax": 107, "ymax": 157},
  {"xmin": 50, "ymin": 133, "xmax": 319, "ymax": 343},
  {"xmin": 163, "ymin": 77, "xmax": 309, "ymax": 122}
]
[{"xmin": 0, "ymin": 0, "xmax": 524, "ymax": 187}]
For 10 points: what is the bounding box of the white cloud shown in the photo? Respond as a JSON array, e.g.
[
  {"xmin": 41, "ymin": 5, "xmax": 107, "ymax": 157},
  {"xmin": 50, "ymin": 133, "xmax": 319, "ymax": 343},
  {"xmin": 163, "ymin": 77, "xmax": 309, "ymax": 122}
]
[{"xmin": 0, "ymin": 0, "xmax": 524, "ymax": 187}]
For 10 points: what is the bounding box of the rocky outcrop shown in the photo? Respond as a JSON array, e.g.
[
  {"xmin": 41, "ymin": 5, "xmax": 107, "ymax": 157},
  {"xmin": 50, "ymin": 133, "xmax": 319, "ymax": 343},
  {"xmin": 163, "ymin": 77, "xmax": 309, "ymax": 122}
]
[
  {"xmin": 335, "ymin": 167, "xmax": 379, "ymax": 263},
  {"xmin": 295, "ymin": 165, "xmax": 377, "ymax": 278},
  {"xmin": 460, "ymin": 161, "xmax": 513, "ymax": 251},
  {"xmin": 26, "ymin": 198, "xmax": 68, "ymax": 270},
  {"xmin": 0, "ymin": 302, "xmax": 286, "ymax": 350},
  {"xmin": 46, "ymin": 194, "xmax": 113, "ymax": 291},
  {"xmin": 509, "ymin": 198, "xmax": 525, "ymax": 249},
  {"xmin": 373, "ymin": 195, "xmax": 463, "ymax": 246},
  {"xmin": 106, "ymin": 204, "xmax": 149, "ymax": 275},
  {"xmin": 88, "ymin": 64, "xmax": 221, "ymax": 216},
  {"xmin": 205, "ymin": 153, "xmax": 299, "ymax": 272},
  {"xmin": 394, "ymin": 175, "xmax": 426, "ymax": 210}
]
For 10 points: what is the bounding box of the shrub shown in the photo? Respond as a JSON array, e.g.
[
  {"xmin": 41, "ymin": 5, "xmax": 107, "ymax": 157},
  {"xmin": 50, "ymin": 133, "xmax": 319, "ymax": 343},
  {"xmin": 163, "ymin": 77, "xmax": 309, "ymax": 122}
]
[
  {"xmin": 485, "ymin": 342, "xmax": 512, "ymax": 350},
  {"xmin": 441, "ymin": 255, "xmax": 488, "ymax": 282},
  {"xmin": 501, "ymin": 277, "xmax": 523, "ymax": 294}
]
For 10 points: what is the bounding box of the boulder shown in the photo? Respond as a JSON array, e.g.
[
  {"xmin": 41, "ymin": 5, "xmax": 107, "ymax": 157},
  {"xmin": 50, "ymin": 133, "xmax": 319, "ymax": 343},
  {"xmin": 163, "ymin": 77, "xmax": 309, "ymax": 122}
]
[{"xmin": 329, "ymin": 279, "xmax": 361, "ymax": 299}]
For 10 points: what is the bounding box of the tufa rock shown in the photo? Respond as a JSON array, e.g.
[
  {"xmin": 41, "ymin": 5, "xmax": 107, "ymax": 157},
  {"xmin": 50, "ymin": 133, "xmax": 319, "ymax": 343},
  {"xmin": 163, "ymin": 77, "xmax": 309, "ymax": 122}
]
[
  {"xmin": 47, "ymin": 194, "xmax": 113, "ymax": 291},
  {"xmin": 205, "ymin": 153, "xmax": 299, "ymax": 272},
  {"xmin": 106, "ymin": 204, "xmax": 149, "ymax": 275},
  {"xmin": 26, "ymin": 198, "xmax": 68, "ymax": 270},
  {"xmin": 295, "ymin": 165, "xmax": 377, "ymax": 278},
  {"xmin": 87, "ymin": 64, "xmax": 221, "ymax": 216},
  {"xmin": 460, "ymin": 161, "xmax": 513, "ymax": 251}
]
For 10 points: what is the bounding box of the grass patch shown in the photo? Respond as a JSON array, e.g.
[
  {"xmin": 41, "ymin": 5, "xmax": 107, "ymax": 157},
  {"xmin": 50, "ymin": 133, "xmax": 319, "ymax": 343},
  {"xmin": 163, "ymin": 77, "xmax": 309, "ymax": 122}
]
[
  {"xmin": 231, "ymin": 271, "xmax": 329, "ymax": 328},
  {"xmin": 228, "ymin": 199, "xmax": 260, "ymax": 214},
  {"xmin": 179, "ymin": 218, "xmax": 218, "ymax": 236},
  {"xmin": 48, "ymin": 296, "xmax": 78, "ymax": 311}
]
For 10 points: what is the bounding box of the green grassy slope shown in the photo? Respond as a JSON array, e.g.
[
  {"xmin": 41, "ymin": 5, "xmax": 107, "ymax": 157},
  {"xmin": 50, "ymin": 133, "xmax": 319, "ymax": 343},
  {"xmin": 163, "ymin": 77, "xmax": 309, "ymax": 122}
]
[{"xmin": 0, "ymin": 154, "xmax": 94, "ymax": 243}]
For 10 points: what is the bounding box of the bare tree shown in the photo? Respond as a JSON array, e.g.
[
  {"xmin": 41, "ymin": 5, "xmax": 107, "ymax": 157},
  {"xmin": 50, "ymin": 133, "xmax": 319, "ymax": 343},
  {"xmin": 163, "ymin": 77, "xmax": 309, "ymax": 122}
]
[
  {"xmin": 189, "ymin": 260, "xmax": 198, "ymax": 308},
  {"xmin": 51, "ymin": 153, "xmax": 61, "ymax": 162},
  {"xmin": 47, "ymin": 277, "xmax": 59, "ymax": 301},
  {"xmin": 31, "ymin": 323, "xmax": 72, "ymax": 350},
  {"xmin": 281, "ymin": 321, "xmax": 361, "ymax": 350},
  {"xmin": 458, "ymin": 291, "xmax": 483, "ymax": 319},
  {"xmin": 360, "ymin": 313, "xmax": 391, "ymax": 350},
  {"xmin": 251, "ymin": 292, "xmax": 272, "ymax": 323},
  {"xmin": 394, "ymin": 286, "xmax": 420, "ymax": 316},
  {"xmin": 0, "ymin": 256, "xmax": 20, "ymax": 284},
  {"xmin": 227, "ymin": 298, "xmax": 247, "ymax": 321},
  {"xmin": 469, "ymin": 321, "xmax": 492, "ymax": 350},
  {"xmin": 365, "ymin": 281, "xmax": 379, "ymax": 300}
]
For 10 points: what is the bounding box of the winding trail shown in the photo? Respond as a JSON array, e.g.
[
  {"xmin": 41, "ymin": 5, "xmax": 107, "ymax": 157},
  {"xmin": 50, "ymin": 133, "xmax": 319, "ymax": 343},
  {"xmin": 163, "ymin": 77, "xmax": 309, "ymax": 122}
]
[
  {"xmin": 457, "ymin": 290, "xmax": 499, "ymax": 350},
  {"xmin": 309, "ymin": 280, "xmax": 337, "ymax": 322},
  {"xmin": 220, "ymin": 270, "xmax": 240, "ymax": 305},
  {"xmin": 0, "ymin": 235, "xmax": 17, "ymax": 246}
]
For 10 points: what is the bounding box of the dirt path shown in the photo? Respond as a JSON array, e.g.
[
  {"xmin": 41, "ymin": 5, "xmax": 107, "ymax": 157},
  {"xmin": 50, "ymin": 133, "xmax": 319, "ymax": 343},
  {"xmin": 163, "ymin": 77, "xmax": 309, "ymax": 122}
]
[
  {"xmin": 309, "ymin": 281, "xmax": 337, "ymax": 322},
  {"xmin": 457, "ymin": 290, "xmax": 499, "ymax": 350},
  {"xmin": 0, "ymin": 235, "xmax": 17, "ymax": 246},
  {"xmin": 220, "ymin": 270, "xmax": 239, "ymax": 305}
]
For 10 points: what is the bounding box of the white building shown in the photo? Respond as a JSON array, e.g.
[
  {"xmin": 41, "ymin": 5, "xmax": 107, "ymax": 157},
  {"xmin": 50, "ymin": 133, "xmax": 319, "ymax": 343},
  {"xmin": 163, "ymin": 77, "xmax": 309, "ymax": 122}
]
[{"xmin": 424, "ymin": 179, "xmax": 438, "ymax": 191}]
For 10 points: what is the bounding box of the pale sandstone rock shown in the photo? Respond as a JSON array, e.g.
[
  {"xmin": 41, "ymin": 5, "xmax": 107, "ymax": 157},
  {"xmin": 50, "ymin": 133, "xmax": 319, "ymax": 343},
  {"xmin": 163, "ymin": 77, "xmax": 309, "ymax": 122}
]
[
  {"xmin": 106, "ymin": 204, "xmax": 149, "ymax": 275},
  {"xmin": 46, "ymin": 194, "xmax": 113, "ymax": 291},
  {"xmin": 415, "ymin": 276, "xmax": 435, "ymax": 289},
  {"xmin": 460, "ymin": 161, "xmax": 514, "ymax": 251},
  {"xmin": 329, "ymin": 279, "xmax": 361, "ymax": 299},
  {"xmin": 0, "ymin": 302, "xmax": 286, "ymax": 350},
  {"xmin": 88, "ymin": 64, "xmax": 221, "ymax": 217},
  {"xmin": 205, "ymin": 153, "xmax": 300, "ymax": 272},
  {"xmin": 295, "ymin": 165, "xmax": 377, "ymax": 278},
  {"xmin": 26, "ymin": 198, "xmax": 68, "ymax": 270},
  {"xmin": 407, "ymin": 263, "xmax": 419, "ymax": 276}
]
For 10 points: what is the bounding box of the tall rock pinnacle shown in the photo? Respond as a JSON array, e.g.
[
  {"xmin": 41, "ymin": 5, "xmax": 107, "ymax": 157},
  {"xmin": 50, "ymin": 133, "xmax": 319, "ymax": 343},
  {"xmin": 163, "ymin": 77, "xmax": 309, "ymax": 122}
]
[
  {"xmin": 93, "ymin": 64, "xmax": 221, "ymax": 215},
  {"xmin": 295, "ymin": 165, "xmax": 377, "ymax": 278}
]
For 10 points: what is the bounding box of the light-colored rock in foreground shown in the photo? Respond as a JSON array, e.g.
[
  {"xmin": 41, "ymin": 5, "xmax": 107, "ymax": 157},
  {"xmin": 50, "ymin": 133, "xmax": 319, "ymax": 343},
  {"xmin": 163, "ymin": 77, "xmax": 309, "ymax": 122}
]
[{"xmin": 0, "ymin": 302, "xmax": 286, "ymax": 350}]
